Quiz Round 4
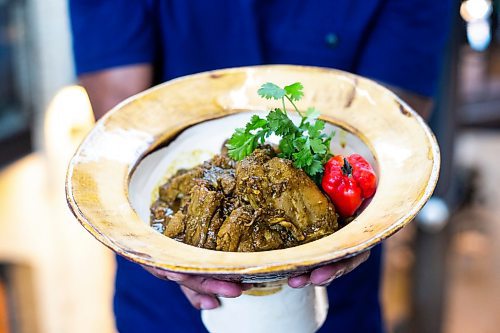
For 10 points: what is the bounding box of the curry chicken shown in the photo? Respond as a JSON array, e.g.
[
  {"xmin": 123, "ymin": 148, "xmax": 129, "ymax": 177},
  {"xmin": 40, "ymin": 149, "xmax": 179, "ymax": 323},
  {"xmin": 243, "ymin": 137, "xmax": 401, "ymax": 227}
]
[{"xmin": 150, "ymin": 146, "xmax": 339, "ymax": 252}]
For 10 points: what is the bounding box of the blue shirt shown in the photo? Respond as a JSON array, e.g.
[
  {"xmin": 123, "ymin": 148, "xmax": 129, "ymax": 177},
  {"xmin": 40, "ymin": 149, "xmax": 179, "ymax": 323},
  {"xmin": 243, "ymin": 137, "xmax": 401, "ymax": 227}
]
[{"xmin": 70, "ymin": 1, "xmax": 450, "ymax": 332}]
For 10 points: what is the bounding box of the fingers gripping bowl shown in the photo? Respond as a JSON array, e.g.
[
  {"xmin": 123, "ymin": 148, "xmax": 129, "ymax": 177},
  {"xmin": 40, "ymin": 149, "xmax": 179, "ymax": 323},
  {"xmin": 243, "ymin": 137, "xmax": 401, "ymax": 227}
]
[{"xmin": 66, "ymin": 65, "xmax": 440, "ymax": 283}]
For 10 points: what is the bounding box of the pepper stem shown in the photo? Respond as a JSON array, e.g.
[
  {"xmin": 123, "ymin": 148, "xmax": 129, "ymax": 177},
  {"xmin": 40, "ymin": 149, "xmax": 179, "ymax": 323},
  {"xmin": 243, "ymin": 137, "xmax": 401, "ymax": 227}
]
[{"xmin": 341, "ymin": 157, "xmax": 353, "ymax": 176}]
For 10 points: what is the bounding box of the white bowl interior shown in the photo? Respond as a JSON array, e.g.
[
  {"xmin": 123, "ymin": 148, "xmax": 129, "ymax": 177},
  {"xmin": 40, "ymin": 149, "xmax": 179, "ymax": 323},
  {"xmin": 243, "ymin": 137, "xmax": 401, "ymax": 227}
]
[{"xmin": 129, "ymin": 111, "xmax": 376, "ymax": 227}]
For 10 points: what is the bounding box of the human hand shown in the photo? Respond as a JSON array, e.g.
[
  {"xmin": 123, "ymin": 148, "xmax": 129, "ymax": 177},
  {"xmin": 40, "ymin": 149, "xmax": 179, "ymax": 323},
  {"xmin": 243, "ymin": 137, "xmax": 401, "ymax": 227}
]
[
  {"xmin": 143, "ymin": 251, "xmax": 369, "ymax": 309},
  {"xmin": 288, "ymin": 251, "xmax": 370, "ymax": 288},
  {"xmin": 143, "ymin": 266, "xmax": 251, "ymax": 310}
]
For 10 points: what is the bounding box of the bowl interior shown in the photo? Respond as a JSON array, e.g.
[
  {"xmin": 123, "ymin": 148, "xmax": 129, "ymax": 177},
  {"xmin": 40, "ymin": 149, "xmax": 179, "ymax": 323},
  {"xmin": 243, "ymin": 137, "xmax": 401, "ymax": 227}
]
[{"xmin": 129, "ymin": 112, "xmax": 377, "ymax": 227}]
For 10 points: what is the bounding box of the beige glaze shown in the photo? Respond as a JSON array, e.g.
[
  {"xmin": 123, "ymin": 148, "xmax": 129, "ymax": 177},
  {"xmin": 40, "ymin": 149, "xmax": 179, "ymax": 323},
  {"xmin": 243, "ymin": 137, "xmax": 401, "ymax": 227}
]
[{"xmin": 66, "ymin": 65, "xmax": 440, "ymax": 281}]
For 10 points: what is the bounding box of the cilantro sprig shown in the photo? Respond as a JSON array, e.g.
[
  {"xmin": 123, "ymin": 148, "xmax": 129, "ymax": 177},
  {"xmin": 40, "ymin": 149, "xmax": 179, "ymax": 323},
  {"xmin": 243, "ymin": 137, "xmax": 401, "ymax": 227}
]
[{"xmin": 225, "ymin": 82, "xmax": 334, "ymax": 178}]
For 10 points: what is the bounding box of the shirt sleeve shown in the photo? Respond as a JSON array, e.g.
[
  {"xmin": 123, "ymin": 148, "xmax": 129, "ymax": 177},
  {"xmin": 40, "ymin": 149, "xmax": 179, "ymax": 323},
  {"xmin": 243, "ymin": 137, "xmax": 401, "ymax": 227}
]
[
  {"xmin": 69, "ymin": 0, "xmax": 156, "ymax": 75},
  {"xmin": 355, "ymin": 0, "xmax": 452, "ymax": 97}
]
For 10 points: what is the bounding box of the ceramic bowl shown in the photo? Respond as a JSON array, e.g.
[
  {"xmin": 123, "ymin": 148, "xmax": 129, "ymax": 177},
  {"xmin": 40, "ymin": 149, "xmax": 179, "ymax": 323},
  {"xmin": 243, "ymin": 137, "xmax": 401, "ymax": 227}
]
[{"xmin": 66, "ymin": 65, "xmax": 439, "ymax": 282}]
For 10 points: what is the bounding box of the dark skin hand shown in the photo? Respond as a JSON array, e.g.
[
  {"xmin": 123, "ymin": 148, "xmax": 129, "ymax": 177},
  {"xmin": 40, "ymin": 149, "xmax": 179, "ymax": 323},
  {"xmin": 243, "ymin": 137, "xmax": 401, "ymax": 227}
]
[
  {"xmin": 144, "ymin": 252, "xmax": 370, "ymax": 310},
  {"xmin": 79, "ymin": 64, "xmax": 433, "ymax": 310}
]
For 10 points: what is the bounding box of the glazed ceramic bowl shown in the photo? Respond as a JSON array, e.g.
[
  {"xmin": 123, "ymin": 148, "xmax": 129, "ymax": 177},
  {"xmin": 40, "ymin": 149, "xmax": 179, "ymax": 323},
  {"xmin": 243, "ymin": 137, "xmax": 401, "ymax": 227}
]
[{"xmin": 66, "ymin": 65, "xmax": 439, "ymax": 282}]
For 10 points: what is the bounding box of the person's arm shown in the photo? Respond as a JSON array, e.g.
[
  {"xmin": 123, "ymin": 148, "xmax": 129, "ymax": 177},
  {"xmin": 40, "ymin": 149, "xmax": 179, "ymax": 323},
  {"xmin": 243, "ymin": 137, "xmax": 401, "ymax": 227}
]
[
  {"xmin": 69, "ymin": 0, "xmax": 158, "ymax": 117},
  {"xmin": 390, "ymin": 87, "xmax": 434, "ymax": 120},
  {"xmin": 79, "ymin": 65, "xmax": 153, "ymax": 119}
]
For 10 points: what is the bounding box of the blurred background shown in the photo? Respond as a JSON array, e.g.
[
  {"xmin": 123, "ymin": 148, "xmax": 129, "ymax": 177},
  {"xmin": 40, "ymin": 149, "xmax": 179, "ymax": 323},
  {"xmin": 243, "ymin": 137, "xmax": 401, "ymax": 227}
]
[{"xmin": 0, "ymin": 0, "xmax": 499, "ymax": 332}]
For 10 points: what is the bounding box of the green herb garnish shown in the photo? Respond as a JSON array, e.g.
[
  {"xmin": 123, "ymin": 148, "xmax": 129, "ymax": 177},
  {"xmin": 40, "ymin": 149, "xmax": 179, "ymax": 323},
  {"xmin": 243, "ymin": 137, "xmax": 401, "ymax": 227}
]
[{"xmin": 226, "ymin": 82, "xmax": 334, "ymax": 178}]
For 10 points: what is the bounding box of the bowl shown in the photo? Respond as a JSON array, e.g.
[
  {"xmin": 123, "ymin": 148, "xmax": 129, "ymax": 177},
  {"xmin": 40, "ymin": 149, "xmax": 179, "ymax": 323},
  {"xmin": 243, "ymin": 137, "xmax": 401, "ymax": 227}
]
[{"xmin": 66, "ymin": 65, "xmax": 439, "ymax": 282}]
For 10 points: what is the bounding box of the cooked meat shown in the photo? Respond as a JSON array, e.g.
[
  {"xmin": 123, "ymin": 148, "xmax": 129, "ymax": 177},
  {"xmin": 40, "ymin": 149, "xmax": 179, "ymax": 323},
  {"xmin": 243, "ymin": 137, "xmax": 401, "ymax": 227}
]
[
  {"xmin": 205, "ymin": 213, "xmax": 223, "ymax": 250},
  {"xmin": 164, "ymin": 211, "xmax": 185, "ymax": 239},
  {"xmin": 265, "ymin": 157, "xmax": 337, "ymax": 238},
  {"xmin": 216, "ymin": 206, "xmax": 254, "ymax": 252},
  {"xmin": 184, "ymin": 183, "xmax": 224, "ymax": 248},
  {"xmin": 150, "ymin": 147, "xmax": 338, "ymax": 252},
  {"xmin": 159, "ymin": 168, "xmax": 203, "ymax": 208},
  {"xmin": 216, "ymin": 207, "xmax": 285, "ymax": 252}
]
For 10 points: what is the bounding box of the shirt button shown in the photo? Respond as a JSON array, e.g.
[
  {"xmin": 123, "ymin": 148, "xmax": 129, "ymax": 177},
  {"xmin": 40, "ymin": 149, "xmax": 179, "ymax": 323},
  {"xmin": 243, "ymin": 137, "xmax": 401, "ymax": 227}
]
[{"xmin": 325, "ymin": 33, "xmax": 339, "ymax": 49}]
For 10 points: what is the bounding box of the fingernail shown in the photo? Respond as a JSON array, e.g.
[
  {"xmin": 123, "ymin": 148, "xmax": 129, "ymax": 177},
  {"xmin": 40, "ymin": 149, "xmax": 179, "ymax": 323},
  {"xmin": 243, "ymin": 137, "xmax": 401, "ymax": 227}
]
[
  {"xmin": 215, "ymin": 287, "xmax": 241, "ymax": 298},
  {"xmin": 290, "ymin": 280, "xmax": 310, "ymax": 288},
  {"xmin": 200, "ymin": 298, "xmax": 218, "ymax": 310},
  {"xmin": 318, "ymin": 271, "xmax": 344, "ymax": 286},
  {"xmin": 289, "ymin": 276, "xmax": 309, "ymax": 288}
]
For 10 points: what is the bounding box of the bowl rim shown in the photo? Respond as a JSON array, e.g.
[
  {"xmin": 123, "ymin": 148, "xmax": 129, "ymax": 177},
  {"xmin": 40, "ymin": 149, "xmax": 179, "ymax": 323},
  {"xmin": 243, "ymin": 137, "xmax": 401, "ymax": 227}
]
[{"xmin": 66, "ymin": 64, "xmax": 440, "ymax": 276}]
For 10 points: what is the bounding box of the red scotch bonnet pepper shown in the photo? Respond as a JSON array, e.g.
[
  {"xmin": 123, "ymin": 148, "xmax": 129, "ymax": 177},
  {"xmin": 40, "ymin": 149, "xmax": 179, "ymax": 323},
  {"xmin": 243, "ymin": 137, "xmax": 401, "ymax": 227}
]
[{"xmin": 321, "ymin": 154, "xmax": 377, "ymax": 217}]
